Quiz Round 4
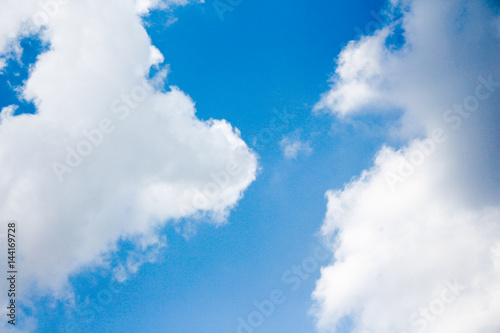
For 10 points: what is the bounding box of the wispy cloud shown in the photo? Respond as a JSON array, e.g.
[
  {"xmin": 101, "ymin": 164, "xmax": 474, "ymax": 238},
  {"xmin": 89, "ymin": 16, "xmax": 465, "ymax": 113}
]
[{"xmin": 280, "ymin": 134, "xmax": 312, "ymax": 160}]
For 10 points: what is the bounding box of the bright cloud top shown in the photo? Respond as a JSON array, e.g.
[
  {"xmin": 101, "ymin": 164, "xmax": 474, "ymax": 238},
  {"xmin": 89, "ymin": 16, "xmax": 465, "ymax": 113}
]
[
  {"xmin": 0, "ymin": 0, "xmax": 257, "ymax": 301},
  {"xmin": 313, "ymin": 0, "xmax": 500, "ymax": 332}
]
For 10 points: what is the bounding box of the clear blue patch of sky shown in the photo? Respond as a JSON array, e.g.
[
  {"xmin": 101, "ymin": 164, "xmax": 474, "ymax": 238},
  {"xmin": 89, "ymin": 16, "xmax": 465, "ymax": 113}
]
[{"xmin": 0, "ymin": 34, "xmax": 49, "ymax": 116}]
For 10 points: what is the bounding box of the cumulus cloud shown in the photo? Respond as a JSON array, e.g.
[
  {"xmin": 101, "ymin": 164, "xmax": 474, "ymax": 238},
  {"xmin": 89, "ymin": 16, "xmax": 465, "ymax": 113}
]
[
  {"xmin": 0, "ymin": 0, "xmax": 256, "ymax": 306},
  {"xmin": 314, "ymin": 28, "xmax": 391, "ymax": 116},
  {"xmin": 314, "ymin": 145, "xmax": 500, "ymax": 333},
  {"xmin": 313, "ymin": 0, "xmax": 500, "ymax": 332}
]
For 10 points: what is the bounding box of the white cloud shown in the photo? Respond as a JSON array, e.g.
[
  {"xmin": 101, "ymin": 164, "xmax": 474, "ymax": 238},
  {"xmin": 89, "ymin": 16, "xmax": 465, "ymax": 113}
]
[
  {"xmin": 314, "ymin": 28, "xmax": 391, "ymax": 116},
  {"xmin": 280, "ymin": 135, "xmax": 312, "ymax": 160},
  {"xmin": 135, "ymin": 0, "xmax": 203, "ymax": 14},
  {"xmin": 313, "ymin": 0, "xmax": 500, "ymax": 332},
  {"xmin": 0, "ymin": 0, "xmax": 39, "ymax": 54},
  {"xmin": 314, "ymin": 145, "xmax": 500, "ymax": 333},
  {"xmin": 0, "ymin": 0, "xmax": 257, "ymax": 307}
]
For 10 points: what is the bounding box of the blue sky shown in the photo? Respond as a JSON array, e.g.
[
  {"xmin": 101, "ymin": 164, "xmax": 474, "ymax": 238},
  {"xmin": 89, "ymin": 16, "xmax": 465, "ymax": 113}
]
[{"xmin": 1, "ymin": 1, "xmax": 499, "ymax": 333}]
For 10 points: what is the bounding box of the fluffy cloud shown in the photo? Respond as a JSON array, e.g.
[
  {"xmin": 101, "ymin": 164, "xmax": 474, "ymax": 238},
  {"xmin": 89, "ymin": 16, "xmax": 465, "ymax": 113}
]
[
  {"xmin": 313, "ymin": 1, "xmax": 500, "ymax": 332},
  {"xmin": 0, "ymin": 0, "xmax": 256, "ymax": 304},
  {"xmin": 314, "ymin": 145, "xmax": 500, "ymax": 333},
  {"xmin": 314, "ymin": 28, "xmax": 391, "ymax": 116}
]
